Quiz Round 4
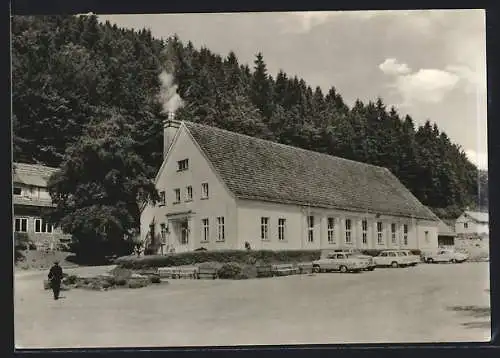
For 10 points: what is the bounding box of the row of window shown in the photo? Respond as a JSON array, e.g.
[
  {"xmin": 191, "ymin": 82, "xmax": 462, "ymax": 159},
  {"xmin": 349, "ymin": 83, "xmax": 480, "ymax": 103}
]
[
  {"xmin": 159, "ymin": 183, "xmax": 209, "ymax": 206},
  {"xmin": 257, "ymin": 216, "xmax": 410, "ymax": 245},
  {"xmin": 307, "ymin": 217, "xmax": 409, "ymax": 245},
  {"xmin": 260, "ymin": 217, "xmax": 287, "ymax": 241},
  {"xmin": 201, "ymin": 217, "xmax": 225, "ymax": 242},
  {"xmin": 14, "ymin": 217, "xmax": 53, "ymax": 234}
]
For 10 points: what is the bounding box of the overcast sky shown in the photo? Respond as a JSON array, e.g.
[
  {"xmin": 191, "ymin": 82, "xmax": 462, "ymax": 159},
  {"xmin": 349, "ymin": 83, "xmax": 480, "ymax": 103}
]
[{"xmin": 99, "ymin": 10, "xmax": 488, "ymax": 170}]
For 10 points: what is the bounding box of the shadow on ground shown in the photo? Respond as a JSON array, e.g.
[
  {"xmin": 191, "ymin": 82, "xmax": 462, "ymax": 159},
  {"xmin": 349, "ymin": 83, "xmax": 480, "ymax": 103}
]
[
  {"xmin": 447, "ymin": 305, "xmax": 491, "ymax": 330},
  {"xmin": 462, "ymin": 321, "xmax": 491, "ymax": 329}
]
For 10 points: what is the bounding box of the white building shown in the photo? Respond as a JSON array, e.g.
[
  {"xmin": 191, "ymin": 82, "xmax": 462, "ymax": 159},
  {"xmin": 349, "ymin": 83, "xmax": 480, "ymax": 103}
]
[
  {"xmin": 140, "ymin": 120, "xmax": 439, "ymax": 254},
  {"xmin": 455, "ymin": 210, "xmax": 489, "ymax": 236}
]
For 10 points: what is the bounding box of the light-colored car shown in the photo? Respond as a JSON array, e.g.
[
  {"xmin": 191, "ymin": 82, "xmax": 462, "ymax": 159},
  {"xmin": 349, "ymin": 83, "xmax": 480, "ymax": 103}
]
[
  {"xmin": 373, "ymin": 250, "xmax": 409, "ymax": 268},
  {"xmin": 397, "ymin": 250, "xmax": 421, "ymax": 266},
  {"xmin": 312, "ymin": 253, "xmax": 371, "ymax": 273},
  {"xmin": 329, "ymin": 248, "xmax": 376, "ymax": 271},
  {"xmin": 423, "ymin": 249, "xmax": 469, "ymax": 263}
]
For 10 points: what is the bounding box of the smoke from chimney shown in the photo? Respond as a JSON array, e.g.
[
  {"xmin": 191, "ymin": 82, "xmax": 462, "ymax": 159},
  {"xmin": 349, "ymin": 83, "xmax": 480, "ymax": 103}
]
[{"xmin": 158, "ymin": 70, "xmax": 184, "ymax": 118}]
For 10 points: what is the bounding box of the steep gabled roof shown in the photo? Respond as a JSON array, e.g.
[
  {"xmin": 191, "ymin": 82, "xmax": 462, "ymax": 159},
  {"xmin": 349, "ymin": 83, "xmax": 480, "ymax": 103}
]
[
  {"xmin": 184, "ymin": 121, "xmax": 438, "ymax": 221},
  {"xmin": 13, "ymin": 162, "xmax": 59, "ymax": 187},
  {"xmin": 464, "ymin": 211, "xmax": 489, "ymax": 223}
]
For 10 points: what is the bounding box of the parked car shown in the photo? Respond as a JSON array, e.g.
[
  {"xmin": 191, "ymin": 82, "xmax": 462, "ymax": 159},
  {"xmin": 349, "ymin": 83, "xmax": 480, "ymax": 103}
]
[
  {"xmin": 330, "ymin": 248, "xmax": 376, "ymax": 271},
  {"xmin": 312, "ymin": 252, "xmax": 371, "ymax": 273},
  {"xmin": 373, "ymin": 250, "xmax": 410, "ymax": 268},
  {"xmin": 397, "ymin": 250, "xmax": 421, "ymax": 266},
  {"xmin": 422, "ymin": 249, "xmax": 469, "ymax": 263}
]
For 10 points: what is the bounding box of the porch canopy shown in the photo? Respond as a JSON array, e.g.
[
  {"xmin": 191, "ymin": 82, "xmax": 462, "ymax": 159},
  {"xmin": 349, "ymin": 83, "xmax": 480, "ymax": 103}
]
[{"xmin": 165, "ymin": 210, "xmax": 194, "ymax": 222}]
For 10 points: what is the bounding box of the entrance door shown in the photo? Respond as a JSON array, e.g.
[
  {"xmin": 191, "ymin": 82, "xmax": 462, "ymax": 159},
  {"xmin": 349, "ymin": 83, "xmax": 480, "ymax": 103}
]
[{"xmin": 180, "ymin": 220, "xmax": 189, "ymax": 245}]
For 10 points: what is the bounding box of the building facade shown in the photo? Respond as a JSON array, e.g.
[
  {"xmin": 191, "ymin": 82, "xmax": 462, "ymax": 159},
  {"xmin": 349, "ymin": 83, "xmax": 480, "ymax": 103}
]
[
  {"xmin": 13, "ymin": 163, "xmax": 71, "ymax": 250},
  {"xmin": 140, "ymin": 120, "xmax": 439, "ymax": 254},
  {"xmin": 437, "ymin": 219, "xmax": 456, "ymax": 247},
  {"xmin": 455, "ymin": 211, "xmax": 489, "ymax": 236}
]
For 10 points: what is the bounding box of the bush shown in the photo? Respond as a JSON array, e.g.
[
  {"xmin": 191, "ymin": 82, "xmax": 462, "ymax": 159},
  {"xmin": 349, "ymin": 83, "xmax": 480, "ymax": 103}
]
[
  {"xmin": 197, "ymin": 261, "xmax": 224, "ymax": 270},
  {"xmin": 110, "ymin": 267, "xmax": 133, "ymax": 281},
  {"xmin": 149, "ymin": 275, "xmax": 161, "ymax": 284},
  {"xmin": 63, "ymin": 275, "xmax": 79, "ymax": 285},
  {"xmin": 115, "ymin": 250, "xmax": 322, "ymax": 269},
  {"xmin": 115, "ymin": 278, "xmax": 127, "ymax": 286},
  {"xmin": 128, "ymin": 279, "xmax": 149, "ymax": 289},
  {"xmin": 217, "ymin": 262, "xmax": 242, "ymax": 279},
  {"xmin": 15, "ymin": 232, "xmax": 31, "ymax": 250},
  {"xmin": 238, "ymin": 264, "xmax": 258, "ymax": 279}
]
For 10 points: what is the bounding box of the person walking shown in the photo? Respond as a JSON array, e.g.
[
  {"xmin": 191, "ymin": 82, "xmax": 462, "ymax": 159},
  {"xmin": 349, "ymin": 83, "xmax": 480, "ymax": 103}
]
[{"xmin": 48, "ymin": 261, "xmax": 63, "ymax": 300}]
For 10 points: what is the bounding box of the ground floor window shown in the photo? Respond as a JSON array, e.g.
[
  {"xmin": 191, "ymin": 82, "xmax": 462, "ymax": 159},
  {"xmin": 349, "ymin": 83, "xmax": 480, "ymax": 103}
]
[
  {"xmin": 34, "ymin": 218, "xmax": 53, "ymax": 233},
  {"xmin": 391, "ymin": 223, "xmax": 397, "ymax": 244},
  {"xmin": 201, "ymin": 218, "xmax": 209, "ymax": 242},
  {"xmin": 14, "ymin": 217, "xmax": 28, "ymax": 233},
  {"xmin": 403, "ymin": 224, "xmax": 408, "ymax": 245},
  {"xmin": 307, "ymin": 216, "xmax": 314, "ymax": 242},
  {"xmin": 261, "ymin": 217, "xmax": 269, "ymax": 240},
  {"xmin": 217, "ymin": 217, "xmax": 225, "ymax": 242},
  {"xmin": 278, "ymin": 218, "xmax": 286, "ymax": 241},
  {"xmin": 327, "ymin": 217, "xmax": 335, "ymax": 244},
  {"xmin": 377, "ymin": 222, "xmax": 384, "ymax": 244},
  {"xmin": 180, "ymin": 221, "xmax": 189, "ymax": 244},
  {"xmin": 345, "ymin": 219, "xmax": 352, "ymax": 244},
  {"xmin": 362, "ymin": 220, "xmax": 368, "ymax": 244}
]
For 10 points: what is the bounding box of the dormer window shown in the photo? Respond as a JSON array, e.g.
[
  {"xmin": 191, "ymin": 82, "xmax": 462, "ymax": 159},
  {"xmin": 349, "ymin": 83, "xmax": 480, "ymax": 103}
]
[
  {"xmin": 13, "ymin": 187, "xmax": 21, "ymax": 195},
  {"xmin": 177, "ymin": 159, "xmax": 189, "ymax": 171}
]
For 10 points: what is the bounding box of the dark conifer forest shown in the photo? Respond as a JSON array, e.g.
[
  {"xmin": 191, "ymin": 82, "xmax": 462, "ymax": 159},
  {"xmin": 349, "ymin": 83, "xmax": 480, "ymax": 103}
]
[{"xmin": 12, "ymin": 15, "xmax": 488, "ymax": 221}]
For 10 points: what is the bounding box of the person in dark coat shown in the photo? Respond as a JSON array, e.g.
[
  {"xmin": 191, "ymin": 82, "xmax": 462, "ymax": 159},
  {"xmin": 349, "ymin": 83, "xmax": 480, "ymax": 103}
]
[{"xmin": 48, "ymin": 261, "xmax": 63, "ymax": 300}]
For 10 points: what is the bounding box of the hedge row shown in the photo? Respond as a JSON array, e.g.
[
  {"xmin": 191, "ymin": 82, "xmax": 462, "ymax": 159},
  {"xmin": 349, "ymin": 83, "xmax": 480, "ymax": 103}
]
[
  {"xmin": 114, "ymin": 249, "xmax": 423, "ymax": 269},
  {"xmin": 115, "ymin": 250, "xmax": 322, "ymax": 269}
]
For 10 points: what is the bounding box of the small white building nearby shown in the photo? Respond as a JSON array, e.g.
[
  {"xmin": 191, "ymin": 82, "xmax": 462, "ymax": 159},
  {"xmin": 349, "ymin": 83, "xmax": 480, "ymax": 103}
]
[
  {"xmin": 12, "ymin": 163, "xmax": 72, "ymax": 250},
  {"xmin": 455, "ymin": 211, "xmax": 489, "ymax": 236},
  {"xmin": 140, "ymin": 120, "xmax": 440, "ymax": 253}
]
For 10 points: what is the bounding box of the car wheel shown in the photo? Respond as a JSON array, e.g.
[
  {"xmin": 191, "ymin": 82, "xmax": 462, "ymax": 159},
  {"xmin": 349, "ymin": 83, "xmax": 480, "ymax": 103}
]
[
  {"xmin": 450, "ymin": 258, "xmax": 456, "ymax": 264},
  {"xmin": 312, "ymin": 265, "xmax": 320, "ymax": 273},
  {"xmin": 368, "ymin": 267, "xmax": 375, "ymax": 271},
  {"xmin": 427, "ymin": 258, "xmax": 433, "ymax": 263},
  {"xmin": 339, "ymin": 265, "xmax": 348, "ymax": 273},
  {"xmin": 391, "ymin": 261, "xmax": 399, "ymax": 268}
]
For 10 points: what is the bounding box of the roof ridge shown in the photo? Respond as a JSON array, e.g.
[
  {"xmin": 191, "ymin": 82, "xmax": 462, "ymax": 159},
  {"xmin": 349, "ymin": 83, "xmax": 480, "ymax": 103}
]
[
  {"xmin": 14, "ymin": 162, "xmax": 58, "ymax": 170},
  {"xmin": 182, "ymin": 121, "xmax": 389, "ymax": 171}
]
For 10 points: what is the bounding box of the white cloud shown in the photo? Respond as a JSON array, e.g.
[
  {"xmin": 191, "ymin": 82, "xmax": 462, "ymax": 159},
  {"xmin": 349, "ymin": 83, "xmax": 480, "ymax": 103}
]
[
  {"xmin": 281, "ymin": 10, "xmax": 379, "ymax": 33},
  {"xmin": 379, "ymin": 58, "xmax": 461, "ymax": 105},
  {"xmin": 466, "ymin": 149, "xmax": 488, "ymax": 170},
  {"xmin": 378, "ymin": 58, "xmax": 411, "ymax": 76}
]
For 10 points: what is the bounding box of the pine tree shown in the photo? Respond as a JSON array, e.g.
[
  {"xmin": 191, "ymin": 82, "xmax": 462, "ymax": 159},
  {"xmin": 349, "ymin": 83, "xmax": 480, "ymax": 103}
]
[{"xmin": 250, "ymin": 52, "xmax": 274, "ymax": 120}]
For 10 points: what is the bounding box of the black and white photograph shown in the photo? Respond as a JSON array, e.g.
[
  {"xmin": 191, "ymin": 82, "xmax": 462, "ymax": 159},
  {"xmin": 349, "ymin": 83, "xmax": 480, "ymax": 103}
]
[{"xmin": 12, "ymin": 9, "xmax": 490, "ymax": 348}]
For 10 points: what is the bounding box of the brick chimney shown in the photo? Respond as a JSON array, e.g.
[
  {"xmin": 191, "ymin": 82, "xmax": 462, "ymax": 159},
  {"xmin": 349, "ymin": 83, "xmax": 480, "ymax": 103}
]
[{"xmin": 164, "ymin": 112, "xmax": 181, "ymax": 158}]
